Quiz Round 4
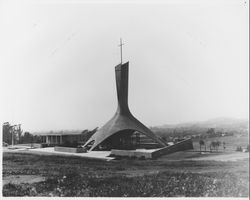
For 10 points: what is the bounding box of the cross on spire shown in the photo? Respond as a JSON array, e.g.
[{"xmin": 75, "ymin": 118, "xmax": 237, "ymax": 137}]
[{"xmin": 118, "ymin": 38, "xmax": 124, "ymax": 64}]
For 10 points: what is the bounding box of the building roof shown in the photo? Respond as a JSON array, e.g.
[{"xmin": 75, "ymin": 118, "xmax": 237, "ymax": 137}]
[{"xmin": 32, "ymin": 130, "xmax": 86, "ymax": 136}]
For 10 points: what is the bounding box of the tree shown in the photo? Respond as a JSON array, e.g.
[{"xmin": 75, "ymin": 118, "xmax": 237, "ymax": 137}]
[
  {"xmin": 211, "ymin": 141, "xmax": 221, "ymax": 152},
  {"xmin": 16, "ymin": 124, "xmax": 23, "ymax": 144},
  {"xmin": 216, "ymin": 141, "xmax": 221, "ymax": 151},
  {"xmin": 199, "ymin": 139, "xmax": 205, "ymax": 152},
  {"xmin": 236, "ymin": 146, "xmax": 242, "ymax": 152},
  {"xmin": 3, "ymin": 122, "xmax": 19, "ymax": 145},
  {"xmin": 33, "ymin": 135, "xmax": 42, "ymax": 143},
  {"xmin": 206, "ymin": 128, "xmax": 215, "ymax": 137},
  {"xmin": 210, "ymin": 141, "xmax": 218, "ymax": 152},
  {"xmin": 22, "ymin": 132, "xmax": 33, "ymax": 144},
  {"xmin": 84, "ymin": 127, "xmax": 98, "ymax": 142},
  {"xmin": 223, "ymin": 141, "xmax": 226, "ymax": 151},
  {"xmin": 3, "ymin": 122, "xmax": 11, "ymax": 144}
]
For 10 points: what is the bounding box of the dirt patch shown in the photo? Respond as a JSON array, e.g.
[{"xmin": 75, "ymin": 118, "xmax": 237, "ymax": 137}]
[
  {"xmin": 3, "ymin": 175, "xmax": 45, "ymax": 186},
  {"xmin": 117, "ymin": 169, "xmax": 161, "ymax": 177}
]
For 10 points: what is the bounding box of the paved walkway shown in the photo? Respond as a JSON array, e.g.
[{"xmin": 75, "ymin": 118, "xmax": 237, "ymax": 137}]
[
  {"xmin": 190, "ymin": 152, "xmax": 249, "ymax": 162},
  {"xmin": 29, "ymin": 147, "xmax": 114, "ymax": 161}
]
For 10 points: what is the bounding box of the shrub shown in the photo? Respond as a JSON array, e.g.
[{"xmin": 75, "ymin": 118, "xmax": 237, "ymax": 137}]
[{"xmin": 236, "ymin": 146, "xmax": 242, "ymax": 152}]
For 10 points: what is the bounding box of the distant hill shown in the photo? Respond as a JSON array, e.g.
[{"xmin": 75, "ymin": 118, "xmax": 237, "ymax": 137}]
[
  {"xmin": 151, "ymin": 117, "xmax": 249, "ymax": 139},
  {"xmin": 156, "ymin": 117, "xmax": 248, "ymax": 130}
]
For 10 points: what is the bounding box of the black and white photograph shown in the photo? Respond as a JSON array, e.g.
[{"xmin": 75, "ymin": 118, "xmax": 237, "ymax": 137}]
[{"xmin": 0, "ymin": 0, "xmax": 249, "ymax": 198}]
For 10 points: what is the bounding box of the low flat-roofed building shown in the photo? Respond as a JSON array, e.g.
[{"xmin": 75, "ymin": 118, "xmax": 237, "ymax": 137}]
[{"xmin": 32, "ymin": 129, "xmax": 93, "ymax": 146}]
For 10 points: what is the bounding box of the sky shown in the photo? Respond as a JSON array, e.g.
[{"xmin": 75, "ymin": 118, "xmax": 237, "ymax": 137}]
[{"xmin": 0, "ymin": 0, "xmax": 249, "ymax": 132}]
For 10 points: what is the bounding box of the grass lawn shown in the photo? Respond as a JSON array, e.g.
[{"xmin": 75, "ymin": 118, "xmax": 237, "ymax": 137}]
[
  {"xmin": 192, "ymin": 135, "xmax": 249, "ymax": 152},
  {"xmin": 2, "ymin": 150, "xmax": 249, "ymax": 197}
]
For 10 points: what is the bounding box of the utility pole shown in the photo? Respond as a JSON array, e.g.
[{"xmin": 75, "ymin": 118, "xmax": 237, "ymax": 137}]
[
  {"xmin": 17, "ymin": 124, "xmax": 22, "ymax": 144},
  {"xmin": 10, "ymin": 125, "xmax": 14, "ymax": 147}
]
